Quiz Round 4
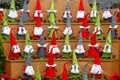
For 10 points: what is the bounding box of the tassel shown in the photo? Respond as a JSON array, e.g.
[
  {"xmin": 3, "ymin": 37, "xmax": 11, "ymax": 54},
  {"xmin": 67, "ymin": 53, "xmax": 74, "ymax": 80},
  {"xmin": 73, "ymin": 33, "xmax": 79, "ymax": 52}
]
[
  {"xmin": 76, "ymin": 11, "xmax": 85, "ymax": 18},
  {"xmin": 2, "ymin": 27, "xmax": 11, "ymax": 35},
  {"xmin": 34, "ymin": 27, "xmax": 43, "ymax": 36},
  {"xmin": 70, "ymin": 64, "xmax": 80, "ymax": 74},
  {"xmin": 63, "ymin": 27, "xmax": 72, "ymax": 35},
  {"xmin": 90, "ymin": 64, "xmax": 103, "ymax": 74},
  {"xmin": 25, "ymin": 66, "xmax": 35, "ymax": 76},
  {"xmin": 8, "ymin": 10, "xmax": 18, "ymax": 18},
  {"xmin": 49, "ymin": 45, "xmax": 60, "ymax": 54},
  {"xmin": 23, "ymin": 45, "xmax": 34, "ymax": 53},
  {"xmin": 62, "ymin": 45, "xmax": 72, "ymax": 53},
  {"xmin": 102, "ymin": 11, "xmax": 112, "ymax": 19},
  {"xmin": 75, "ymin": 45, "xmax": 85, "ymax": 54},
  {"xmin": 12, "ymin": 45, "xmax": 21, "ymax": 53}
]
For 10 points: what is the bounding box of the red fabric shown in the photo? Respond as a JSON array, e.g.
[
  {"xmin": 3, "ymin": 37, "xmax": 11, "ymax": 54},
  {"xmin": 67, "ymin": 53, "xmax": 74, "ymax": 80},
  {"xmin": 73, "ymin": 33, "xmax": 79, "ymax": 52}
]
[
  {"xmin": 94, "ymin": 57, "xmax": 100, "ymax": 65},
  {"xmin": 10, "ymin": 30, "xmax": 17, "ymax": 46},
  {"xmin": 117, "ymin": 13, "xmax": 120, "ymax": 22},
  {"xmin": 88, "ymin": 47, "xmax": 99, "ymax": 58},
  {"xmin": 79, "ymin": 0, "xmax": 84, "ymax": 11},
  {"xmin": 82, "ymin": 29, "xmax": 89, "ymax": 38},
  {"xmin": 62, "ymin": 65, "xmax": 68, "ymax": 80},
  {"xmin": 90, "ymin": 33, "xmax": 96, "ymax": 45},
  {"xmin": 51, "ymin": 31, "xmax": 57, "ymax": 45},
  {"xmin": 45, "ymin": 67, "xmax": 56, "ymax": 78},
  {"xmin": 35, "ymin": 12, "xmax": 41, "ymax": 27},
  {"xmin": 47, "ymin": 47, "xmax": 54, "ymax": 65},
  {"xmin": 8, "ymin": 49, "xmax": 20, "ymax": 59},
  {"xmin": 23, "ymin": 66, "xmax": 27, "ymax": 71},
  {"xmin": 82, "ymin": 14, "xmax": 88, "ymax": 27},
  {"xmin": 35, "ymin": 0, "xmax": 41, "ymax": 10},
  {"xmin": 0, "ymin": 13, "xmax": 3, "ymax": 21}
]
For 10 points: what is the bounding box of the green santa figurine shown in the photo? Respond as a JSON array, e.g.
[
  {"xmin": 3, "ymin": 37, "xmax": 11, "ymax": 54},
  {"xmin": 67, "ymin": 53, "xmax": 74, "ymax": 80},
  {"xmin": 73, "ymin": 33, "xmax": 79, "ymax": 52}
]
[
  {"xmin": 90, "ymin": 0, "xmax": 98, "ymax": 22},
  {"xmin": 8, "ymin": 0, "xmax": 18, "ymax": 22},
  {"xmin": 47, "ymin": 0, "xmax": 58, "ymax": 39},
  {"xmin": 93, "ymin": 13, "xmax": 103, "ymax": 40},
  {"xmin": 102, "ymin": 30, "xmax": 112, "ymax": 59},
  {"xmin": 23, "ymin": 31, "xmax": 34, "ymax": 58},
  {"xmin": 69, "ymin": 50, "xmax": 81, "ymax": 80},
  {"xmin": 1, "ymin": 10, "xmax": 11, "ymax": 40}
]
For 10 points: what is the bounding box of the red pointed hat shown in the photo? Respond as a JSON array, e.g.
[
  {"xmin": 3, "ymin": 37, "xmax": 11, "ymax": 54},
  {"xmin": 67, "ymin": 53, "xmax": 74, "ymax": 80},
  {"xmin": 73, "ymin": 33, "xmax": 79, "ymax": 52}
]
[
  {"xmin": 10, "ymin": 30, "xmax": 17, "ymax": 46},
  {"xmin": 82, "ymin": 14, "xmax": 88, "ymax": 27},
  {"xmin": 62, "ymin": 63, "xmax": 69, "ymax": 80},
  {"xmin": 47, "ymin": 48, "xmax": 54, "ymax": 65},
  {"xmin": 51, "ymin": 31, "xmax": 57, "ymax": 45},
  {"xmin": 36, "ymin": 12, "xmax": 41, "ymax": 27},
  {"xmin": 35, "ymin": 0, "xmax": 41, "ymax": 10},
  {"xmin": 94, "ymin": 57, "xmax": 100, "ymax": 65},
  {"xmin": 90, "ymin": 32, "xmax": 97, "ymax": 45},
  {"xmin": 79, "ymin": 0, "xmax": 84, "ymax": 11}
]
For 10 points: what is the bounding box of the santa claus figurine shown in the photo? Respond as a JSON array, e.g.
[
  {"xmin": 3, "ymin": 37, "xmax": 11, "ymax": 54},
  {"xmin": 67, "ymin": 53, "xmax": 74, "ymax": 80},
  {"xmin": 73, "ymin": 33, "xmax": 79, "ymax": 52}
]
[
  {"xmin": 45, "ymin": 47, "xmax": 57, "ymax": 79},
  {"xmin": 0, "ymin": 7, "xmax": 3, "ymax": 22},
  {"xmin": 117, "ymin": 5, "xmax": 120, "ymax": 22}
]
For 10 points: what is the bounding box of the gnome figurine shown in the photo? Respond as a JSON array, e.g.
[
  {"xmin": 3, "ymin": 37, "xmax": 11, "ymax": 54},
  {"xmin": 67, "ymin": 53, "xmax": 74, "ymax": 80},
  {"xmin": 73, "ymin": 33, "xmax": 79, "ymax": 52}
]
[
  {"xmin": 0, "ymin": 7, "xmax": 3, "ymax": 22},
  {"xmin": 102, "ymin": 0, "xmax": 112, "ymax": 21},
  {"xmin": 107, "ymin": 14, "xmax": 118, "ymax": 39},
  {"xmin": 45, "ymin": 48, "xmax": 57, "ymax": 79},
  {"xmin": 76, "ymin": 0, "xmax": 85, "ymax": 22},
  {"xmin": 8, "ymin": 30, "xmax": 21, "ymax": 59},
  {"xmin": 20, "ymin": 0, "xmax": 30, "ymax": 22},
  {"xmin": 23, "ymin": 31, "xmax": 34, "ymax": 58},
  {"xmin": 8, "ymin": 0, "xmax": 18, "ymax": 22},
  {"xmin": 21, "ymin": 49, "xmax": 35, "ymax": 79},
  {"xmin": 75, "ymin": 30, "xmax": 85, "ymax": 57},
  {"xmin": 102, "ymin": 30, "xmax": 112, "ymax": 59},
  {"xmin": 63, "ymin": 0, "xmax": 73, "ymax": 36},
  {"xmin": 69, "ymin": 50, "xmax": 81, "ymax": 80},
  {"xmin": 80, "ymin": 14, "xmax": 90, "ymax": 39},
  {"xmin": 34, "ymin": 0, "xmax": 43, "ymax": 19},
  {"xmin": 62, "ymin": 30, "xmax": 72, "ymax": 58},
  {"xmin": 36, "ymin": 31, "xmax": 47, "ymax": 58},
  {"xmin": 90, "ymin": 0, "xmax": 98, "ymax": 22},
  {"xmin": 48, "ymin": 30, "xmax": 60, "ymax": 57},
  {"xmin": 33, "ymin": 0, "xmax": 43, "ymax": 39},
  {"xmin": 93, "ymin": 13, "xmax": 103, "ymax": 40},
  {"xmin": 1, "ymin": 10, "xmax": 11, "ymax": 40},
  {"xmin": 88, "ymin": 31, "xmax": 100, "ymax": 58},
  {"xmin": 117, "ymin": 5, "xmax": 120, "ymax": 22},
  {"xmin": 47, "ymin": 0, "xmax": 58, "ymax": 39}
]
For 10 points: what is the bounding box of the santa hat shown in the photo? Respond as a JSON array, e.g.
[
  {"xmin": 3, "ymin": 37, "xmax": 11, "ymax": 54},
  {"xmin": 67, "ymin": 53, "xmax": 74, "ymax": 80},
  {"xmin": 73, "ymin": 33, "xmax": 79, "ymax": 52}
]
[
  {"xmin": 82, "ymin": 61, "xmax": 91, "ymax": 80},
  {"xmin": 76, "ymin": 0, "xmax": 85, "ymax": 19},
  {"xmin": 2, "ymin": 10, "xmax": 11, "ymax": 35},
  {"xmin": 33, "ymin": 11, "xmax": 43, "ymax": 36},
  {"xmin": 62, "ymin": 30, "xmax": 72, "ymax": 53},
  {"xmin": 103, "ymin": 30, "xmax": 112, "ymax": 53},
  {"xmin": 110, "ymin": 15, "xmax": 118, "ymax": 28},
  {"xmin": 23, "ymin": 51, "xmax": 34, "ymax": 76},
  {"xmin": 36, "ymin": 31, "xmax": 47, "ymax": 57},
  {"xmin": 70, "ymin": 50, "xmax": 80, "ymax": 74},
  {"xmin": 90, "ymin": 57, "xmax": 103, "ymax": 74},
  {"xmin": 45, "ymin": 47, "xmax": 56, "ymax": 79},
  {"xmin": 35, "ymin": 65, "xmax": 42, "ymax": 80},
  {"xmin": 8, "ymin": 0, "xmax": 18, "ymax": 18},
  {"xmin": 8, "ymin": 30, "xmax": 21, "ymax": 59},
  {"xmin": 63, "ymin": 0, "xmax": 72, "ymax": 18},
  {"xmin": 82, "ymin": 14, "xmax": 89, "ymax": 27},
  {"xmin": 34, "ymin": 0, "xmax": 43, "ymax": 18},
  {"xmin": 75, "ymin": 30, "xmax": 85, "ymax": 54},
  {"xmin": 48, "ymin": 30, "xmax": 60, "ymax": 55},
  {"xmin": 23, "ymin": 31, "xmax": 34, "ymax": 54},
  {"xmin": 90, "ymin": 31, "xmax": 97, "ymax": 45}
]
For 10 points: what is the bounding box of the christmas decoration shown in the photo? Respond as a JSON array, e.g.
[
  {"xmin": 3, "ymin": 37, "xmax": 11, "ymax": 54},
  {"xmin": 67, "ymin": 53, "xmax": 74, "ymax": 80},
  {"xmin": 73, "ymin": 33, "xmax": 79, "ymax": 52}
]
[
  {"xmin": 117, "ymin": 5, "xmax": 120, "ymax": 22},
  {"xmin": 45, "ymin": 47, "xmax": 57, "ymax": 79},
  {"xmin": 8, "ymin": 29, "xmax": 21, "ymax": 59},
  {"xmin": 0, "ymin": 7, "xmax": 3, "ymax": 22},
  {"xmin": 90, "ymin": 0, "xmax": 98, "ymax": 22},
  {"xmin": 35, "ymin": 65, "xmax": 42, "ymax": 80},
  {"xmin": 80, "ymin": 14, "xmax": 90, "ymax": 39},
  {"xmin": 109, "ymin": 72, "xmax": 120, "ymax": 80},
  {"xmin": 36, "ymin": 31, "xmax": 47, "ymax": 57},
  {"xmin": 33, "ymin": 0, "xmax": 43, "ymax": 39},
  {"xmin": 23, "ymin": 31, "xmax": 34, "ymax": 58},
  {"xmin": 8, "ymin": 0, "xmax": 18, "ymax": 22},
  {"xmin": 63, "ymin": 0, "xmax": 73, "ymax": 36},
  {"xmin": 75, "ymin": 30, "xmax": 85, "ymax": 57},
  {"xmin": 93, "ymin": 13, "xmax": 103, "ymax": 40},
  {"xmin": 76, "ymin": 0, "xmax": 85, "ymax": 22},
  {"xmin": 102, "ymin": 0, "xmax": 112, "ymax": 21},
  {"xmin": 102, "ymin": 30, "xmax": 112, "ymax": 59},
  {"xmin": 62, "ymin": 30, "xmax": 72, "ymax": 58},
  {"xmin": 48, "ymin": 30, "xmax": 60, "ymax": 57},
  {"xmin": 47, "ymin": 0, "xmax": 58, "ymax": 39},
  {"xmin": 69, "ymin": 50, "xmax": 81, "ymax": 80},
  {"xmin": 21, "ymin": 49, "xmax": 35, "ymax": 79},
  {"xmin": 1, "ymin": 9, "xmax": 11, "ymax": 40},
  {"xmin": 107, "ymin": 13, "xmax": 118, "ymax": 39}
]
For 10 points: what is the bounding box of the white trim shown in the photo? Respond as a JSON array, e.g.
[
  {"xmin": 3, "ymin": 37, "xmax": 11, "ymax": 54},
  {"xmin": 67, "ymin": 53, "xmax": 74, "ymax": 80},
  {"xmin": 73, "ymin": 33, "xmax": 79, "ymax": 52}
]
[
  {"xmin": 109, "ymin": 25, "xmax": 118, "ymax": 29},
  {"xmin": 46, "ymin": 63, "xmax": 56, "ymax": 67},
  {"xmin": 88, "ymin": 43, "xmax": 99, "ymax": 47},
  {"xmin": 80, "ymin": 26, "xmax": 90, "ymax": 29},
  {"xmin": 47, "ymin": 10, "xmax": 57, "ymax": 13},
  {"xmin": 37, "ymin": 44, "xmax": 48, "ymax": 47}
]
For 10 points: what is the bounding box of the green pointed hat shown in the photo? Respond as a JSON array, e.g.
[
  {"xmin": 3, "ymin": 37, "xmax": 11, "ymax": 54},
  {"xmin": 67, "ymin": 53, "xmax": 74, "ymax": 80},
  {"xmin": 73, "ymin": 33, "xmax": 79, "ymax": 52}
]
[
  {"xmin": 92, "ymin": 0, "xmax": 97, "ymax": 10},
  {"xmin": 105, "ymin": 30, "xmax": 112, "ymax": 45},
  {"xmin": 25, "ymin": 31, "xmax": 31, "ymax": 45},
  {"xmin": 65, "ymin": 30, "xmax": 70, "ymax": 45},
  {"xmin": 10, "ymin": 0, "xmax": 16, "ymax": 10},
  {"xmin": 95, "ymin": 13, "xmax": 101, "ymax": 27},
  {"xmin": 35, "ymin": 65, "xmax": 41, "ymax": 80},
  {"xmin": 2, "ymin": 10, "xmax": 8, "ymax": 26},
  {"xmin": 72, "ymin": 50, "xmax": 78, "ymax": 65},
  {"xmin": 50, "ymin": 0, "xmax": 54, "ymax": 10}
]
